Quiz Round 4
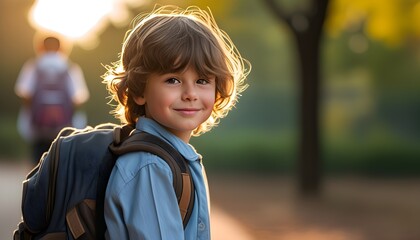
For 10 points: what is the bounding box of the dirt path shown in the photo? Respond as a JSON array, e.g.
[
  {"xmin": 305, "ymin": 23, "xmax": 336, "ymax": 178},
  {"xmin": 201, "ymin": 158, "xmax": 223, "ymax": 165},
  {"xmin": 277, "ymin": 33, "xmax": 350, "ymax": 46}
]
[
  {"xmin": 3, "ymin": 160, "xmax": 420, "ymax": 239},
  {"xmin": 208, "ymin": 173, "xmax": 420, "ymax": 240},
  {"xmin": 0, "ymin": 161, "xmax": 252, "ymax": 239}
]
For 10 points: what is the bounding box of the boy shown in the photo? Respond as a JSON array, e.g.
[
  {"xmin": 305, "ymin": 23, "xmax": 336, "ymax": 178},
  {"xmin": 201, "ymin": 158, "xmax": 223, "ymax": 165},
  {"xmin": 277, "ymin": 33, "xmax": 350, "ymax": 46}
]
[{"xmin": 102, "ymin": 5, "xmax": 250, "ymax": 239}]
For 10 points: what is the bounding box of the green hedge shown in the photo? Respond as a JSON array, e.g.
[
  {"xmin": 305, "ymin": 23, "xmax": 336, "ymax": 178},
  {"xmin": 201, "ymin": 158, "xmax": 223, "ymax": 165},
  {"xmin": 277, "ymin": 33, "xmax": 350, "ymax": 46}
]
[
  {"xmin": 0, "ymin": 116, "xmax": 29, "ymax": 159},
  {"xmin": 193, "ymin": 128, "xmax": 420, "ymax": 176},
  {"xmin": 323, "ymin": 133, "xmax": 420, "ymax": 176},
  {"xmin": 191, "ymin": 129, "xmax": 297, "ymax": 173},
  {"xmin": 2, "ymin": 117, "xmax": 420, "ymax": 176}
]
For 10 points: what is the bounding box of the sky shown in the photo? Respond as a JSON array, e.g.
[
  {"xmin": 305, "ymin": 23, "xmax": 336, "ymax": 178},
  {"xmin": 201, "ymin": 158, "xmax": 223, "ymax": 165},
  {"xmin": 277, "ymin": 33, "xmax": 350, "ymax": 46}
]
[{"xmin": 28, "ymin": 0, "xmax": 149, "ymax": 49}]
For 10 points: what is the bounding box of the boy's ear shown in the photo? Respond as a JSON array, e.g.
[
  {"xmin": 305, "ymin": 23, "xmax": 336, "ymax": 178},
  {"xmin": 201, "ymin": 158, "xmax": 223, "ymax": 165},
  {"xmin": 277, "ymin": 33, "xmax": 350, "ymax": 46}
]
[{"xmin": 134, "ymin": 96, "xmax": 146, "ymax": 105}]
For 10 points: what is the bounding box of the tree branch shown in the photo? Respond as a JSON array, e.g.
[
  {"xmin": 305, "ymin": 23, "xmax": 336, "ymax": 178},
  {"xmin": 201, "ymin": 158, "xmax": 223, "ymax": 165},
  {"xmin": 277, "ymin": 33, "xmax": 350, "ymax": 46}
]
[{"xmin": 263, "ymin": 0, "xmax": 293, "ymax": 27}]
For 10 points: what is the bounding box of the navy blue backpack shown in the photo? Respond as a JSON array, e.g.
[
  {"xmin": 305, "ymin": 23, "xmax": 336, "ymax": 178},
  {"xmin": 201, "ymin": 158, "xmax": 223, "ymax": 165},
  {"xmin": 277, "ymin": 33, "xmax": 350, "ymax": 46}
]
[{"xmin": 13, "ymin": 123, "xmax": 195, "ymax": 240}]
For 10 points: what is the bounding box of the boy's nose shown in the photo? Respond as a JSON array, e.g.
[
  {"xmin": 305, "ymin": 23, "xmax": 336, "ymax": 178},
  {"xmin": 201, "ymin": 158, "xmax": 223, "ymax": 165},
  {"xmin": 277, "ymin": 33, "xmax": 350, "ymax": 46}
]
[{"xmin": 182, "ymin": 84, "xmax": 198, "ymax": 101}]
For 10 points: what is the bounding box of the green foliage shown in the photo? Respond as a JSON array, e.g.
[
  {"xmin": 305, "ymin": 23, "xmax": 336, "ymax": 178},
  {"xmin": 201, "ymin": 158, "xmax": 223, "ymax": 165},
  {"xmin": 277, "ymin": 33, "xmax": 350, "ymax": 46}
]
[
  {"xmin": 192, "ymin": 128, "xmax": 297, "ymax": 173},
  {"xmin": 323, "ymin": 129, "xmax": 420, "ymax": 176},
  {"xmin": 0, "ymin": 117, "xmax": 29, "ymax": 159},
  {"xmin": 325, "ymin": 0, "xmax": 420, "ymax": 47},
  {"xmin": 189, "ymin": 121, "xmax": 420, "ymax": 176}
]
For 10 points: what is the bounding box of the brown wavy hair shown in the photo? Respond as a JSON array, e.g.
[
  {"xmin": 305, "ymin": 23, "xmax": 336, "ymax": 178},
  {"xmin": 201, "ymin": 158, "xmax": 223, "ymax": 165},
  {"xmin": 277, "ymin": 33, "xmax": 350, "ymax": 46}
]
[{"xmin": 103, "ymin": 5, "xmax": 250, "ymax": 136}]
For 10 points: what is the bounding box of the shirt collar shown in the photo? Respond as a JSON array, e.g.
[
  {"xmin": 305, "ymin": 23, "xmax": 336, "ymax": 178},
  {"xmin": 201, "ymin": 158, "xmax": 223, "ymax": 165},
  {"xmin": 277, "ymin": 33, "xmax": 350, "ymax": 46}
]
[{"xmin": 135, "ymin": 117, "xmax": 200, "ymax": 162}]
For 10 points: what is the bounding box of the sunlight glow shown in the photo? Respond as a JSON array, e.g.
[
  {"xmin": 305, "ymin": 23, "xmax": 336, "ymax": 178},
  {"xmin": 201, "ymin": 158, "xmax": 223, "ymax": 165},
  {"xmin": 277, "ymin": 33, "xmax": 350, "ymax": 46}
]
[{"xmin": 29, "ymin": 0, "xmax": 148, "ymax": 49}]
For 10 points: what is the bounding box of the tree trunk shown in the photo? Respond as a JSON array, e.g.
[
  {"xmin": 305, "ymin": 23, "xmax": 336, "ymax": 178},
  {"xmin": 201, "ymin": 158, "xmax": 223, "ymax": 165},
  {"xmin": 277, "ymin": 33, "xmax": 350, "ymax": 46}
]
[
  {"xmin": 263, "ymin": 0, "xmax": 329, "ymax": 195},
  {"xmin": 295, "ymin": 28, "xmax": 322, "ymax": 195}
]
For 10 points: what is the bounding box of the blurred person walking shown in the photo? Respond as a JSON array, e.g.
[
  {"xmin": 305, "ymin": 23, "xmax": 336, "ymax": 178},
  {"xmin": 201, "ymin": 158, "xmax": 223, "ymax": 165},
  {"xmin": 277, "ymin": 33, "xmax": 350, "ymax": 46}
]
[{"xmin": 15, "ymin": 35, "xmax": 89, "ymax": 165}]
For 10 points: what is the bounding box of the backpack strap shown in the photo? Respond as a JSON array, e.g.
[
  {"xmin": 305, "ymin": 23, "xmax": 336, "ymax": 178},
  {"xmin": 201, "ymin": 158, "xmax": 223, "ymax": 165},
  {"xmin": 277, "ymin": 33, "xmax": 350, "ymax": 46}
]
[
  {"xmin": 46, "ymin": 127, "xmax": 78, "ymax": 224},
  {"xmin": 109, "ymin": 127, "xmax": 195, "ymax": 228}
]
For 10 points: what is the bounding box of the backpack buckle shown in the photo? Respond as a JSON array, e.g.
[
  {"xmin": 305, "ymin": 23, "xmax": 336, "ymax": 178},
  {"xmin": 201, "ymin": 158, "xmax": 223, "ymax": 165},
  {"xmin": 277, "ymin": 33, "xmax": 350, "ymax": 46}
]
[{"xmin": 112, "ymin": 124, "xmax": 135, "ymax": 146}]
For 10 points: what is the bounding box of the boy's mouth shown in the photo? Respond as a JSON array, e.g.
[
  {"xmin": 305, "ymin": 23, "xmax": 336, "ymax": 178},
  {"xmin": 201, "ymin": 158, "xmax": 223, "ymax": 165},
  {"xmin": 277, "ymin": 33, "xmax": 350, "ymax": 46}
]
[{"xmin": 174, "ymin": 108, "xmax": 200, "ymax": 115}]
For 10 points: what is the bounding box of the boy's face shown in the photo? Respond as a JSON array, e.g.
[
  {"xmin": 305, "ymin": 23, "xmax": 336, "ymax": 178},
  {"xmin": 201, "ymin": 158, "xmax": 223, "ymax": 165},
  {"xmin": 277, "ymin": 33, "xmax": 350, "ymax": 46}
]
[{"xmin": 134, "ymin": 66, "xmax": 216, "ymax": 142}]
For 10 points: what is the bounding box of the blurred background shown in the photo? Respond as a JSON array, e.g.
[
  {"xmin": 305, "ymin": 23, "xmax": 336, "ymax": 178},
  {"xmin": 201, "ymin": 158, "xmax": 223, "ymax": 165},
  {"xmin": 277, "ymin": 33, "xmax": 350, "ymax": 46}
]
[{"xmin": 1, "ymin": 0, "xmax": 420, "ymax": 239}]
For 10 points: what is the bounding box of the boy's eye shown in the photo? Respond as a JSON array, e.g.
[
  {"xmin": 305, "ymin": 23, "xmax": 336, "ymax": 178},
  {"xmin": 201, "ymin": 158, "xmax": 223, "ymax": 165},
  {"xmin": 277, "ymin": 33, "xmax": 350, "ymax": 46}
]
[
  {"xmin": 165, "ymin": 78, "xmax": 180, "ymax": 84},
  {"xmin": 197, "ymin": 79, "xmax": 210, "ymax": 85}
]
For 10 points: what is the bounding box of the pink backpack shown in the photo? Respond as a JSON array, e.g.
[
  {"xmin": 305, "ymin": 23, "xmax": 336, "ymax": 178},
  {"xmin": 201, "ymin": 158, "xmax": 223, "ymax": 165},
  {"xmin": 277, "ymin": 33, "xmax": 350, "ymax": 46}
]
[{"xmin": 30, "ymin": 64, "xmax": 74, "ymax": 140}]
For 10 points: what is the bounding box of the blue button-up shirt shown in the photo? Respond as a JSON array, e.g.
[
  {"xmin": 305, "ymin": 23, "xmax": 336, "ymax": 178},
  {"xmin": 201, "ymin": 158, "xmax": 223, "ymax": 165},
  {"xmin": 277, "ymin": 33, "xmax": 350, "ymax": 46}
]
[{"xmin": 105, "ymin": 117, "xmax": 211, "ymax": 239}]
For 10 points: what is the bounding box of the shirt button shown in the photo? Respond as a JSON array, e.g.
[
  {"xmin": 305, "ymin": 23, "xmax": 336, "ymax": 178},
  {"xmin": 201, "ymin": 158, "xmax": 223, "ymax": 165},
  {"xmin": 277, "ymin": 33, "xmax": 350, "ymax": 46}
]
[{"xmin": 198, "ymin": 222, "xmax": 206, "ymax": 231}]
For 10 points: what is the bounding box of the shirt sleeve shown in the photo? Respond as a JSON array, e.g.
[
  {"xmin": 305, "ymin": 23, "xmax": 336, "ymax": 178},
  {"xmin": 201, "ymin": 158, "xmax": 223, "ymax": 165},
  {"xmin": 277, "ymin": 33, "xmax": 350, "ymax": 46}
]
[
  {"xmin": 68, "ymin": 63, "xmax": 89, "ymax": 105},
  {"xmin": 105, "ymin": 153, "xmax": 184, "ymax": 240},
  {"xmin": 15, "ymin": 60, "xmax": 36, "ymax": 99}
]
